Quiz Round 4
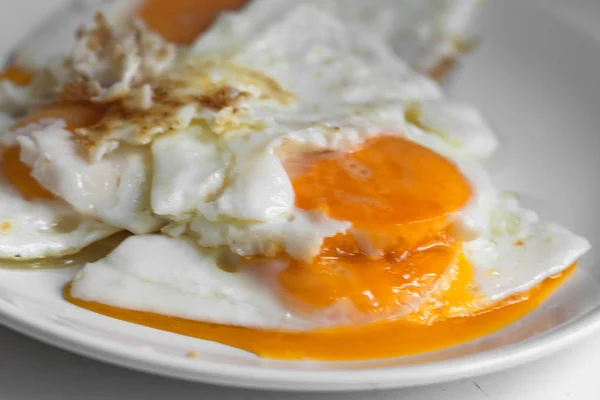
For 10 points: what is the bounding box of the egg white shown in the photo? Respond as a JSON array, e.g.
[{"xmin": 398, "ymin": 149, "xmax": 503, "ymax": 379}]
[
  {"xmin": 465, "ymin": 193, "xmax": 590, "ymax": 302},
  {"xmin": 16, "ymin": 120, "xmax": 164, "ymax": 234},
  {"xmin": 70, "ymin": 234, "xmax": 310, "ymax": 330},
  {"xmin": 0, "ymin": 162, "xmax": 119, "ymax": 260},
  {"xmin": 13, "ymin": 0, "xmax": 478, "ymax": 74},
  {"xmin": 195, "ymin": 0, "xmax": 480, "ymax": 71},
  {"xmin": 13, "ymin": 0, "xmax": 142, "ymax": 70}
]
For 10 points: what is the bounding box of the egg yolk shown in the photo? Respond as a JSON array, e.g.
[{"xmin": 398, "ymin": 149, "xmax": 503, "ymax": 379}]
[
  {"xmin": 278, "ymin": 136, "xmax": 471, "ymax": 319},
  {"xmin": 279, "ymin": 236, "xmax": 455, "ymax": 318},
  {"xmin": 292, "ymin": 136, "xmax": 471, "ymax": 254},
  {"xmin": 138, "ymin": 0, "xmax": 249, "ymax": 44},
  {"xmin": 1, "ymin": 102, "xmax": 106, "ymax": 200}
]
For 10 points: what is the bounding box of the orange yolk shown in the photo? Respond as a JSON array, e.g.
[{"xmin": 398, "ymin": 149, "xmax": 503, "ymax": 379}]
[
  {"xmin": 293, "ymin": 136, "xmax": 471, "ymax": 229},
  {"xmin": 0, "ymin": 65, "xmax": 32, "ymax": 86},
  {"xmin": 279, "ymin": 234, "xmax": 456, "ymax": 318},
  {"xmin": 1, "ymin": 102, "xmax": 106, "ymax": 200},
  {"xmin": 291, "ymin": 136, "xmax": 471, "ymax": 255},
  {"xmin": 1, "ymin": 146, "xmax": 54, "ymax": 200},
  {"xmin": 278, "ymin": 136, "xmax": 471, "ymax": 318},
  {"xmin": 138, "ymin": 0, "xmax": 249, "ymax": 44},
  {"xmin": 61, "ymin": 135, "xmax": 575, "ymax": 360}
]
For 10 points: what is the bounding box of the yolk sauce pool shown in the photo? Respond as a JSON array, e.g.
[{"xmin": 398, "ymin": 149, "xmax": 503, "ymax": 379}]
[{"xmin": 64, "ymin": 266, "xmax": 574, "ymax": 361}]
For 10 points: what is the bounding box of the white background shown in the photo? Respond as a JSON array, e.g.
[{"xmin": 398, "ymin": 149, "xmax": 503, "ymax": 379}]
[{"xmin": 1, "ymin": 0, "xmax": 600, "ymax": 399}]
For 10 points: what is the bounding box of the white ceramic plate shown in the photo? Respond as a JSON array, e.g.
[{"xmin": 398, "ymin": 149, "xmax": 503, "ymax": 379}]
[{"xmin": 1, "ymin": 0, "xmax": 600, "ymax": 392}]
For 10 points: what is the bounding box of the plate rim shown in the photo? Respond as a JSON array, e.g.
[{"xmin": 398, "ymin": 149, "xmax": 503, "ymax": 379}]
[{"xmin": 0, "ymin": 295, "xmax": 599, "ymax": 391}]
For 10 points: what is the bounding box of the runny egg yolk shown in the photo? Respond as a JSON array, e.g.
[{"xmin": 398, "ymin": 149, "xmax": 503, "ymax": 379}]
[
  {"xmin": 138, "ymin": 0, "xmax": 249, "ymax": 44},
  {"xmin": 1, "ymin": 102, "xmax": 106, "ymax": 200},
  {"xmin": 64, "ymin": 134, "xmax": 577, "ymax": 360},
  {"xmin": 280, "ymin": 136, "xmax": 470, "ymax": 319}
]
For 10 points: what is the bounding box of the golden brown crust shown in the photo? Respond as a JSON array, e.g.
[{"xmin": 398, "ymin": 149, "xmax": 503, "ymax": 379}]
[
  {"xmin": 73, "ymin": 60, "xmax": 295, "ymax": 160},
  {"xmin": 196, "ymin": 87, "xmax": 251, "ymax": 111}
]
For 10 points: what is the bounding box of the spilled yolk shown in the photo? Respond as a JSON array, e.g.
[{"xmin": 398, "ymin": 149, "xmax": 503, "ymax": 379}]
[
  {"xmin": 138, "ymin": 0, "xmax": 249, "ymax": 44},
  {"xmin": 62, "ymin": 135, "xmax": 577, "ymax": 360},
  {"xmin": 1, "ymin": 102, "xmax": 106, "ymax": 200},
  {"xmin": 64, "ymin": 265, "xmax": 575, "ymax": 361}
]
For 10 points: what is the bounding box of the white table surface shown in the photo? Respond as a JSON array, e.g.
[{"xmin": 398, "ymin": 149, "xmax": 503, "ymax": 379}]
[{"xmin": 1, "ymin": 1, "xmax": 599, "ymax": 399}]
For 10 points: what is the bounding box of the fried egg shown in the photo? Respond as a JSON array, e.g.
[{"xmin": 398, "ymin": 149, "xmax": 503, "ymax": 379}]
[
  {"xmin": 66, "ymin": 120, "xmax": 589, "ymax": 359},
  {"xmin": 69, "ymin": 129, "xmax": 493, "ymax": 327},
  {"xmin": 149, "ymin": 6, "xmax": 495, "ymax": 260},
  {"xmin": 7, "ymin": 6, "xmax": 495, "ymax": 257},
  {"xmin": 0, "ymin": 2, "xmax": 589, "ymax": 362}
]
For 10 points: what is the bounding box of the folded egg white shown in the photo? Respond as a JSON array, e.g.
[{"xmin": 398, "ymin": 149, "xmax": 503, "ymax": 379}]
[
  {"xmin": 465, "ymin": 194, "xmax": 591, "ymax": 302},
  {"xmin": 16, "ymin": 120, "xmax": 164, "ymax": 234},
  {"xmin": 70, "ymin": 234, "xmax": 310, "ymax": 330},
  {"xmin": 0, "ymin": 148, "xmax": 118, "ymax": 259}
]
